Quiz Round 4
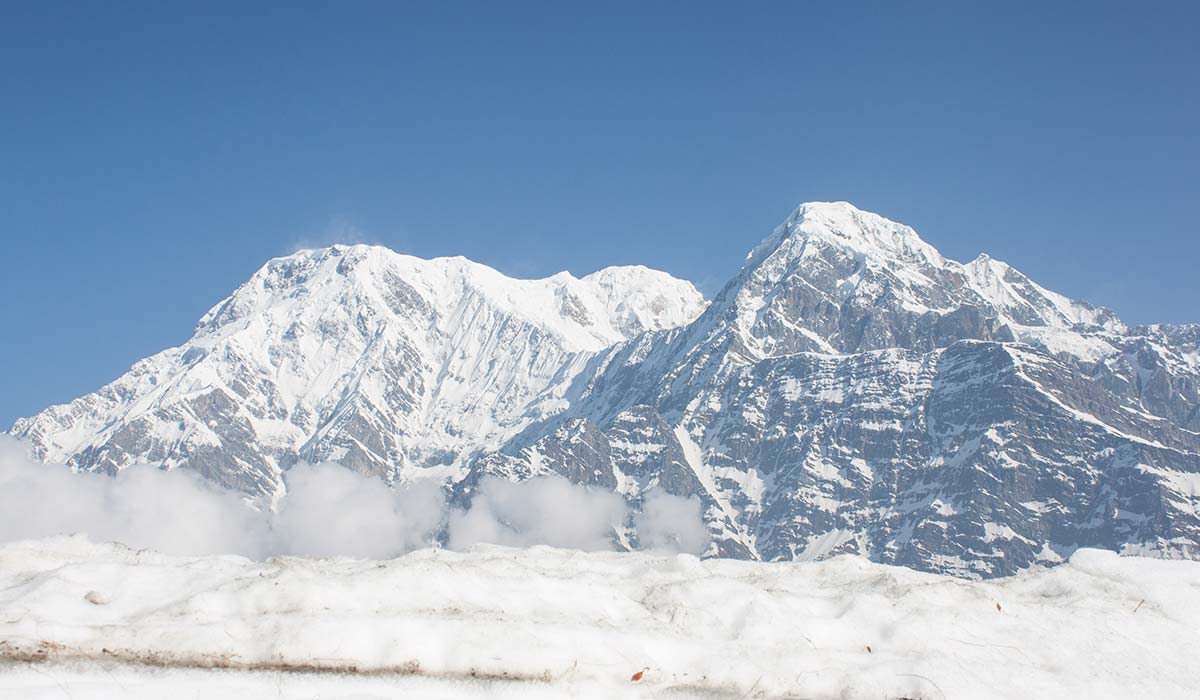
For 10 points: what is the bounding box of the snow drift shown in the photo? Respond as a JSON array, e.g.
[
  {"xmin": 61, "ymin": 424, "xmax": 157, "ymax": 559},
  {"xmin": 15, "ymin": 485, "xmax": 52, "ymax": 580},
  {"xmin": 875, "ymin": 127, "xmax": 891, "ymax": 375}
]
[{"xmin": 1, "ymin": 536, "xmax": 1198, "ymax": 699}]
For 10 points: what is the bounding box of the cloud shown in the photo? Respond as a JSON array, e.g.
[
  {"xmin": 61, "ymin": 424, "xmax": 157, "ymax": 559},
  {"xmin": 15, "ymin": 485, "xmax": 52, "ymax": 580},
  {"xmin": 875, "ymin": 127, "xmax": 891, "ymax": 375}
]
[
  {"xmin": 634, "ymin": 489, "xmax": 711, "ymax": 555},
  {"xmin": 0, "ymin": 438, "xmax": 442, "ymax": 559},
  {"xmin": 448, "ymin": 475, "xmax": 627, "ymax": 551},
  {"xmin": 272, "ymin": 462, "xmax": 444, "ymax": 559},
  {"xmin": 0, "ymin": 436, "xmax": 269, "ymax": 557},
  {"xmin": 0, "ymin": 437, "xmax": 712, "ymax": 559}
]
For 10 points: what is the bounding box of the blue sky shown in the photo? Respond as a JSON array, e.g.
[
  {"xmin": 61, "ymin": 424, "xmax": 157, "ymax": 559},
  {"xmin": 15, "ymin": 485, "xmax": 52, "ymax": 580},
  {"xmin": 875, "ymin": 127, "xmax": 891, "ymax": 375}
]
[{"xmin": 1, "ymin": 1, "xmax": 1197, "ymax": 426}]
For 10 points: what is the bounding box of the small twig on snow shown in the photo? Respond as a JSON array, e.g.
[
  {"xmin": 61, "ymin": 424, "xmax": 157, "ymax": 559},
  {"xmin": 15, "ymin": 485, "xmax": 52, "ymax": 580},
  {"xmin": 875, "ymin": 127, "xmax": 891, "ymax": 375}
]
[{"xmin": 895, "ymin": 673, "xmax": 947, "ymax": 700}]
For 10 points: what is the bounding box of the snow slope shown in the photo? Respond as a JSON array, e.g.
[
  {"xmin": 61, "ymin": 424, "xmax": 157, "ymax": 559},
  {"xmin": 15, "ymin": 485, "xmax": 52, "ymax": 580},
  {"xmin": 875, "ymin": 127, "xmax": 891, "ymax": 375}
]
[{"xmin": 1, "ymin": 537, "xmax": 1199, "ymax": 699}]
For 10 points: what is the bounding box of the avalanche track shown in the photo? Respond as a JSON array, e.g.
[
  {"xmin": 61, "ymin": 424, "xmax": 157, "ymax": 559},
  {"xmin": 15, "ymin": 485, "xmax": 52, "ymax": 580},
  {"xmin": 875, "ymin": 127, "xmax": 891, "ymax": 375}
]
[{"xmin": 1, "ymin": 537, "xmax": 1198, "ymax": 699}]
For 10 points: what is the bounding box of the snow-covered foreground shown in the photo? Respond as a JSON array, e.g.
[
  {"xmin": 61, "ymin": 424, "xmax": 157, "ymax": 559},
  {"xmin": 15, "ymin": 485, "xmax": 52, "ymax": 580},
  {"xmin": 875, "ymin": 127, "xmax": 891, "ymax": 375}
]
[{"xmin": 1, "ymin": 537, "xmax": 1197, "ymax": 699}]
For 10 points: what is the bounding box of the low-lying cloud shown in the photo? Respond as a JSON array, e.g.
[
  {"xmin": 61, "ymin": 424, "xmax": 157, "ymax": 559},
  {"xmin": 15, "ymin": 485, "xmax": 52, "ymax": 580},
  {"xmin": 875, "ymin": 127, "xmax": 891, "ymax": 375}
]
[
  {"xmin": 0, "ymin": 436, "xmax": 710, "ymax": 559},
  {"xmin": 273, "ymin": 462, "xmax": 445, "ymax": 559},
  {"xmin": 0, "ymin": 436, "xmax": 268, "ymax": 557},
  {"xmin": 448, "ymin": 475, "xmax": 627, "ymax": 551},
  {"xmin": 635, "ymin": 488, "xmax": 712, "ymax": 554}
]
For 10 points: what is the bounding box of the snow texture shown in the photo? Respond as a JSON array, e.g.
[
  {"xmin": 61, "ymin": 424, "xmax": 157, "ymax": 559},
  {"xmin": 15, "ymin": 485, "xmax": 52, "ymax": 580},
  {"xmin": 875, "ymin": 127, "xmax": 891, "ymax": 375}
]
[{"xmin": 1, "ymin": 537, "xmax": 1198, "ymax": 699}]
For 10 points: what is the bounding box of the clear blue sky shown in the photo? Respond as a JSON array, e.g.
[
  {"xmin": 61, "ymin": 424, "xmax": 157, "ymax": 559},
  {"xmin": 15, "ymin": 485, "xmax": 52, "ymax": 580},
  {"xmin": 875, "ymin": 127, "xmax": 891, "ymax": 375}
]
[{"xmin": 1, "ymin": 1, "xmax": 1197, "ymax": 427}]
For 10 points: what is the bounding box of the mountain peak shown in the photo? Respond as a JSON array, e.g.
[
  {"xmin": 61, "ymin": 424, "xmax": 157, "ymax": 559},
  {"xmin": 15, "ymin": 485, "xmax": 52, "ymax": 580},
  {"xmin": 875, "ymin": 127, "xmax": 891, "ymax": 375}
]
[
  {"xmin": 704, "ymin": 201, "xmax": 1130, "ymax": 361},
  {"xmin": 743, "ymin": 201, "xmax": 944, "ymax": 273},
  {"xmin": 790, "ymin": 201, "xmax": 944, "ymax": 264}
]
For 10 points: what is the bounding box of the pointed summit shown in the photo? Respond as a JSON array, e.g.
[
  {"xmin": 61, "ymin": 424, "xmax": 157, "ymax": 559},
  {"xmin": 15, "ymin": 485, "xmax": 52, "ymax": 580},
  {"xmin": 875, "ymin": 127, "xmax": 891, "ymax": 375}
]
[
  {"xmin": 695, "ymin": 201, "xmax": 1130, "ymax": 361},
  {"xmin": 745, "ymin": 202, "xmax": 945, "ymax": 272},
  {"xmin": 710, "ymin": 202, "xmax": 1001, "ymax": 359}
]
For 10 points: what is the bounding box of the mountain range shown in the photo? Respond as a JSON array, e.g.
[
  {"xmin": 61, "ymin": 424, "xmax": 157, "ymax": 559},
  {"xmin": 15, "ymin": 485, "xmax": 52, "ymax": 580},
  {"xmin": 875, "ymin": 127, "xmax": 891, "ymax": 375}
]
[{"xmin": 10, "ymin": 202, "xmax": 1200, "ymax": 576}]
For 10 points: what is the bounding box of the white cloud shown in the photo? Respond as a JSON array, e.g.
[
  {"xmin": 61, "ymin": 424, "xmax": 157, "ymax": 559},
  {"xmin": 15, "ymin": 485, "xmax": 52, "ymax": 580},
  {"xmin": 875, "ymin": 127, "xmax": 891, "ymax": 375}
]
[
  {"xmin": 448, "ymin": 475, "xmax": 627, "ymax": 551},
  {"xmin": 0, "ymin": 437, "xmax": 712, "ymax": 559},
  {"xmin": 0, "ymin": 436, "xmax": 269, "ymax": 557},
  {"xmin": 272, "ymin": 462, "xmax": 444, "ymax": 559},
  {"xmin": 634, "ymin": 489, "xmax": 711, "ymax": 554}
]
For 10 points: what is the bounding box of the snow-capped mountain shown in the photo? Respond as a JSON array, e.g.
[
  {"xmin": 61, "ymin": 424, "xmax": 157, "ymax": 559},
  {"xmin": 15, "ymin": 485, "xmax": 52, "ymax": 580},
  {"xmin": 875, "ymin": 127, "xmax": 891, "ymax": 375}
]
[
  {"xmin": 9, "ymin": 202, "xmax": 1200, "ymax": 576},
  {"xmin": 471, "ymin": 203, "xmax": 1200, "ymax": 573},
  {"xmin": 9, "ymin": 246, "xmax": 706, "ymax": 499}
]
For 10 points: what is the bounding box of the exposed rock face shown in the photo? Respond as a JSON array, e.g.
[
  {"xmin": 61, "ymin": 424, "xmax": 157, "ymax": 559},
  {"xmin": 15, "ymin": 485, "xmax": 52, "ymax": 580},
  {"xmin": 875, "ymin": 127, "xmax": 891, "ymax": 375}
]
[
  {"xmin": 9, "ymin": 202, "xmax": 1200, "ymax": 576},
  {"xmin": 471, "ymin": 203, "xmax": 1200, "ymax": 575}
]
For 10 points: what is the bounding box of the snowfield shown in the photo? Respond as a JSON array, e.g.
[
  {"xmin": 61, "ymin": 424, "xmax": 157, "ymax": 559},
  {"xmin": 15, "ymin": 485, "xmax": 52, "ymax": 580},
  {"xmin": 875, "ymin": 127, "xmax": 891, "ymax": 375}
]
[{"xmin": 1, "ymin": 538, "xmax": 1198, "ymax": 699}]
